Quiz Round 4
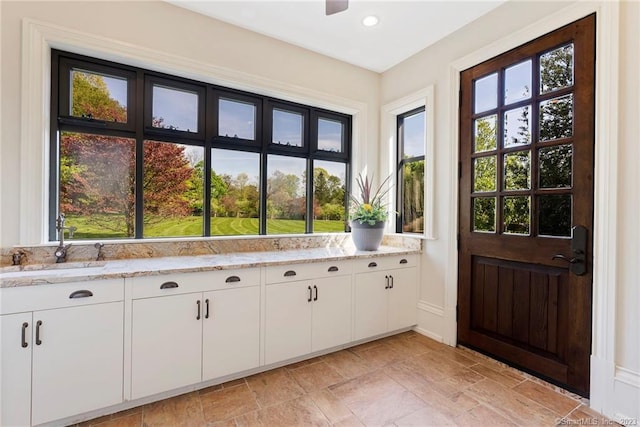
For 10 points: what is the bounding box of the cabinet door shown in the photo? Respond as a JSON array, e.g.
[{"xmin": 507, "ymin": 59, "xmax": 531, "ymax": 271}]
[
  {"xmin": 202, "ymin": 286, "xmax": 260, "ymax": 381},
  {"xmin": 387, "ymin": 267, "xmax": 418, "ymax": 332},
  {"xmin": 265, "ymin": 280, "xmax": 312, "ymax": 365},
  {"xmin": 354, "ymin": 271, "xmax": 389, "ymax": 340},
  {"xmin": 31, "ymin": 302, "xmax": 124, "ymax": 426},
  {"xmin": 1, "ymin": 313, "xmax": 32, "ymax": 427},
  {"xmin": 311, "ymin": 276, "xmax": 352, "ymax": 352},
  {"xmin": 131, "ymin": 293, "xmax": 202, "ymax": 399}
]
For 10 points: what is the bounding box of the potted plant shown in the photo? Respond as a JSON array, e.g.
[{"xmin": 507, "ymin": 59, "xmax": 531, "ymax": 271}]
[{"xmin": 349, "ymin": 172, "xmax": 392, "ymax": 251}]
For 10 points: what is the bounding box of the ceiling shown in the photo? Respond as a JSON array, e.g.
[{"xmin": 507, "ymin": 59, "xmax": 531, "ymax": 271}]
[{"xmin": 167, "ymin": 0, "xmax": 507, "ymax": 73}]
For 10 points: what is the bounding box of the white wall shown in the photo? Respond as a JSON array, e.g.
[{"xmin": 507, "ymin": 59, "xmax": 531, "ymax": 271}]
[
  {"xmin": 0, "ymin": 0, "xmax": 380, "ymax": 247},
  {"xmin": 381, "ymin": 0, "xmax": 639, "ymax": 421}
]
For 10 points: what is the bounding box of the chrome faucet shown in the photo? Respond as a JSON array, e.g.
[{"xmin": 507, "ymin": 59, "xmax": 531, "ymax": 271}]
[{"xmin": 54, "ymin": 214, "xmax": 76, "ymax": 263}]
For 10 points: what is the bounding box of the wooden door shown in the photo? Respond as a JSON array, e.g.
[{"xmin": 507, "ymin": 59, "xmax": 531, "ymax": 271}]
[{"xmin": 458, "ymin": 15, "xmax": 595, "ymax": 396}]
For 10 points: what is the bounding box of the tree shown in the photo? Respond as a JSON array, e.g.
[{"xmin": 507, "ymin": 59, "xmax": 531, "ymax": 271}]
[{"xmin": 61, "ymin": 72, "xmax": 198, "ymax": 238}]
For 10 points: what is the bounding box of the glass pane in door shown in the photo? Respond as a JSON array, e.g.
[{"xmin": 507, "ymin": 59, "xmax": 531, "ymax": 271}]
[
  {"xmin": 539, "ymin": 94, "xmax": 573, "ymax": 141},
  {"xmin": 504, "ymin": 196, "xmax": 530, "ymax": 235},
  {"xmin": 540, "ymin": 44, "xmax": 574, "ymax": 94},
  {"xmin": 474, "ymin": 156, "xmax": 497, "ymax": 192},
  {"xmin": 538, "ymin": 194, "xmax": 571, "ymax": 237},
  {"xmin": 473, "ymin": 197, "xmax": 496, "ymax": 232},
  {"xmin": 504, "ymin": 60, "xmax": 532, "ymax": 105},
  {"xmin": 539, "ymin": 145, "xmax": 572, "ymax": 188},
  {"xmin": 504, "ymin": 151, "xmax": 531, "ymax": 190},
  {"xmin": 474, "ymin": 115, "xmax": 497, "ymax": 153},
  {"xmin": 474, "ymin": 73, "xmax": 498, "ymax": 113}
]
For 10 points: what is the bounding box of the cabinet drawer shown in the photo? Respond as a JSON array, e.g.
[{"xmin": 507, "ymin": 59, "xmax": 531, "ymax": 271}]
[
  {"xmin": 0, "ymin": 279, "xmax": 124, "ymax": 314},
  {"xmin": 130, "ymin": 268, "xmax": 259, "ymax": 299},
  {"xmin": 265, "ymin": 260, "xmax": 351, "ymax": 284},
  {"xmin": 352, "ymin": 254, "xmax": 417, "ymax": 273}
]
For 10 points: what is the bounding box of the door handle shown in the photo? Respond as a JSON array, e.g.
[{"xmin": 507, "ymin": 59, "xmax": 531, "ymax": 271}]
[
  {"xmin": 196, "ymin": 300, "xmax": 201, "ymax": 320},
  {"xmin": 205, "ymin": 299, "xmax": 210, "ymax": 319},
  {"xmin": 307, "ymin": 286, "xmax": 312, "ymax": 302},
  {"xmin": 313, "ymin": 285, "xmax": 318, "ymax": 301},
  {"xmin": 551, "ymin": 225, "xmax": 587, "ymax": 276},
  {"xmin": 385, "ymin": 275, "xmax": 390, "ymax": 289},
  {"xmin": 389, "ymin": 275, "xmax": 394, "ymax": 289},
  {"xmin": 552, "ymin": 254, "xmax": 578, "ymax": 263}
]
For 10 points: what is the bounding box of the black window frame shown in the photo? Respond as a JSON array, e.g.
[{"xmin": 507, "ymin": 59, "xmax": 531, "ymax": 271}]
[
  {"xmin": 396, "ymin": 106, "xmax": 426, "ymax": 234},
  {"xmin": 50, "ymin": 49, "xmax": 351, "ymax": 241}
]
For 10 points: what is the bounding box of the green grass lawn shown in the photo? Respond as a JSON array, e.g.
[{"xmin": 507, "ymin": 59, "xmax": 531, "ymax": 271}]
[{"xmin": 65, "ymin": 215, "xmax": 345, "ymax": 239}]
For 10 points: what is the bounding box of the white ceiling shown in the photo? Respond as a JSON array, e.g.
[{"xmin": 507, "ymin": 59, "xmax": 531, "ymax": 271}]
[{"xmin": 167, "ymin": 0, "xmax": 507, "ymax": 73}]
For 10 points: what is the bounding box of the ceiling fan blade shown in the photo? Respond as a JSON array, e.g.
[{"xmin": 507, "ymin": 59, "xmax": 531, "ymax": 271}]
[{"xmin": 326, "ymin": 0, "xmax": 348, "ymax": 16}]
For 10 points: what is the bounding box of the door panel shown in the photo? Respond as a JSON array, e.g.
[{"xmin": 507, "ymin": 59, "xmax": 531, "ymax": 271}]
[
  {"xmin": 265, "ymin": 280, "xmax": 312, "ymax": 365},
  {"xmin": 458, "ymin": 15, "xmax": 595, "ymax": 396},
  {"xmin": 311, "ymin": 276, "xmax": 352, "ymax": 352},
  {"xmin": 131, "ymin": 294, "xmax": 202, "ymax": 399},
  {"xmin": 202, "ymin": 286, "xmax": 260, "ymax": 381},
  {"xmin": 32, "ymin": 303, "xmax": 124, "ymax": 425}
]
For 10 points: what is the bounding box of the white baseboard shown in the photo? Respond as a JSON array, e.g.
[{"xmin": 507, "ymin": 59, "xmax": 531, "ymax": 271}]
[
  {"xmin": 415, "ymin": 300, "xmax": 446, "ymax": 344},
  {"xmin": 413, "ymin": 326, "xmax": 443, "ymax": 343},
  {"xmin": 612, "ymin": 367, "xmax": 640, "ymax": 423},
  {"xmin": 591, "ymin": 355, "xmax": 639, "ymax": 424}
]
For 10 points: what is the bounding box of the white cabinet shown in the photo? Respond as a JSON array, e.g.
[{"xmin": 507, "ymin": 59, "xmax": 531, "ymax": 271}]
[
  {"xmin": 202, "ymin": 285, "xmax": 260, "ymax": 380},
  {"xmin": 265, "ymin": 261, "xmax": 352, "ymax": 365},
  {"xmin": 130, "ymin": 269, "xmax": 260, "ymax": 399},
  {"xmin": 354, "ymin": 255, "xmax": 418, "ymax": 340},
  {"xmin": 131, "ymin": 292, "xmax": 202, "ymax": 399},
  {"xmin": 1, "ymin": 312, "xmax": 32, "ymax": 427},
  {"xmin": 0, "ymin": 280, "xmax": 124, "ymax": 426}
]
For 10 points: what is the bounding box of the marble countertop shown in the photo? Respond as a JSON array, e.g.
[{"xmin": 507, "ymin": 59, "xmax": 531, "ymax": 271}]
[{"xmin": 0, "ymin": 246, "xmax": 419, "ymax": 288}]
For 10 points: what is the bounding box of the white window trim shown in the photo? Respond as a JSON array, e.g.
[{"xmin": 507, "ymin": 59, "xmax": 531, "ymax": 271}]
[
  {"xmin": 381, "ymin": 86, "xmax": 435, "ymax": 239},
  {"xmin": 20, "ymin": 18, "xmax": 368, "ymax": 244}
]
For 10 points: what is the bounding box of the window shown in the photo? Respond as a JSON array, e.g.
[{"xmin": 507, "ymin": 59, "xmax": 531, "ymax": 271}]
[
  {"xmin": 396, "ymin": 107, "xmax": 425, "ymax": 234},
  {"xmin": 50, "ymin": 50, "xmax": 350, "ymax": 240}
]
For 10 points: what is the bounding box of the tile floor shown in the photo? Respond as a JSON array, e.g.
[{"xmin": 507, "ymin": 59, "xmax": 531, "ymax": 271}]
[{"xmin": 78, "ymin": 332, "xmax": 615, "ymax": 427}]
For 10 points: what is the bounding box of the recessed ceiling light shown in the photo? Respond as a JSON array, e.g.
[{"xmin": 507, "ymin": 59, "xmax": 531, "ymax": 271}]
[{"xmin": 362, "ymin": 15, "xmax": 379, "ymax": 27}]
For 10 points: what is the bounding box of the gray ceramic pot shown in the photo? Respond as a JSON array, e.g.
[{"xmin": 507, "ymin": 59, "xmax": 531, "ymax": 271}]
[{"xmin": 350, "ymin": 220, "xmax": 385, "ymax": 251}]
